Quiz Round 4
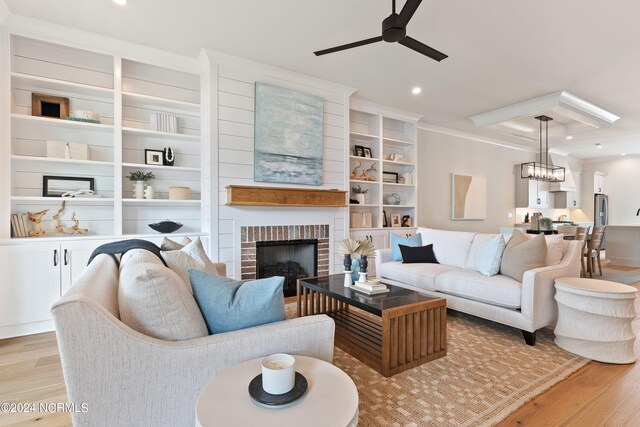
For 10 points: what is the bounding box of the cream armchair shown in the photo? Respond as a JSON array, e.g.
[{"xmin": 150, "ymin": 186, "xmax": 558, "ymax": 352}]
[{"xmin": 51, "ymin": 254, "xmax": 335, "ymax": 427}]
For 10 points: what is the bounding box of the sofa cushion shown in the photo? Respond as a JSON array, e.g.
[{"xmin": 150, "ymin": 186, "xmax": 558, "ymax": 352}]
[
  {"xmin": 500, "ymin": 231, "xmax": 547, "ymax": 282},
  {"xmin": 380, "ymin": 261, "xmax": 458, "ymax": 291},
  {"xmin": 417, "ymin": 228, "xmax": 476, "ymax": 268},
  {"xmin": 435, "ymin": 269, "xmax": 522, "ymax": 309},
  {"xmin": 189, "ymin": 270, "xmax": 286, "ymax": 334},
  {"xmin": 400, "ymin": 244, "xmax": 438, "ymax": 264},
  {"xmin": 524, "ymin": 233, "xmax": 563, "ymax": 266},
  {"xmin": 161, "ymin": 238, "xmax": 219, "ymax": 291},
  {"xmin": 160, "ymin": 236, "xmax": 192, "ymax": 251},
  {"xmin": 474, "ymin": 235, "xmax": 506, "ymax": 276},
  {"xmin": 118, "ymin": 249, "xmax": 209, "ymax": 341},
  {"xmin": 391, "ymin": 233, "xmax": 422, "ymax": 261},
  {"xmin": 464, "ymin": 233, "xmax": 500, "ymax": 269}
]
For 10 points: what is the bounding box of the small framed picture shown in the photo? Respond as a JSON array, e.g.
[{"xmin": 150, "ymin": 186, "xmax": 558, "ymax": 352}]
[
  {"xmin": 363, "ymin": 147, "xmax": 372, "ymax": 158},
  {"xmin": 391, "ymin": 214, "xmax": 402, "ymax": 227},
  {"xmin": 383, "ymin": 210, "xmax": 388, "ymax": 227},
  {"xmin": 145, "ymin": 149, "xmax": 164, "ymax": 165},
  {"xmin": 43, "ymin": 176, "xmax": 95, "ymax": 197},
  {"xmin": 383, "ymin": 171, "xmax": 399, "ymax": 183},
  {"xmin": 401, "ymin": 215, "xmax": 412, "ymax": 227},
  {"xmin": 353, "ymin": 145, "xmax": 365, "ymax": 157},
  {"xmin": 32, "ymin": 93, "xmax": 70, "ymax": 119}
]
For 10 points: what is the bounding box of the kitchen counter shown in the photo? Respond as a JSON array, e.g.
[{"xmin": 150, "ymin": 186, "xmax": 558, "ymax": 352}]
[{"xmin": 606, "ymin": 225, "xmax": 640, "ymax": 267}]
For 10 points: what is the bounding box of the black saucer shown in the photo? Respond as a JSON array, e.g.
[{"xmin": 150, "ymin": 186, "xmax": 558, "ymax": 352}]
[{"xmin": 248, "ymin": 372, "xmax": 308, "ymax": 407}]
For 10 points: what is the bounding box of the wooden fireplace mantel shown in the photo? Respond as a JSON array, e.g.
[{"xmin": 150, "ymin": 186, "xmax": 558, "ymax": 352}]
[{"xmin": 226, "ymin": 185, "xmax": 347, "ymax": 207}]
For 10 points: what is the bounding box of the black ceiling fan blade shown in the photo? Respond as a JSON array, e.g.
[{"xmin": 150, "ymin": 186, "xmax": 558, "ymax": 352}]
[
  {"xmin": 399, "ymin": 36, "xmax": 448, "ymax": 61},
  {"xmin": 314, "ymin": 36, "xmax": 383, "ymax": 56},
  {"xmin": 396, "ymin": 0, "xmax": 423, "ymax": 27}
]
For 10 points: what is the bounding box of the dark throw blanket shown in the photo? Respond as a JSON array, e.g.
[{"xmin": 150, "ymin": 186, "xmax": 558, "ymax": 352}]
[{"xmin": 87, "ymin": 239, "xmax": 166, "ymax": 267}]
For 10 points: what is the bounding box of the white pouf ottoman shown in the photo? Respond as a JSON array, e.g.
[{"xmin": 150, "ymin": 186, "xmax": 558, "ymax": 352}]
[{"xmin": 554, "ymin": 277, "xmax": 637, "ymax": 364}]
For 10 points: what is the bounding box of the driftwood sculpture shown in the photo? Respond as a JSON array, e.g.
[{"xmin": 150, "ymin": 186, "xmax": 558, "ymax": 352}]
[
  {"xmin": 27, "ymin": 209, "xmax": 50, "ymax": 237},
  {"xmin": 359, "ymin": 162, "xmax": 377, "ymax": 181},
  {"xmin": 52, "ymin": 201, "xmax": 88, "ymax": 235},
  {"xmin": 350, "ymin": 160, "xmax": 362, "ymax": 180},
  {"xmin": 26, "ymin": 201, "xmax": 88, "ymax": 237}
]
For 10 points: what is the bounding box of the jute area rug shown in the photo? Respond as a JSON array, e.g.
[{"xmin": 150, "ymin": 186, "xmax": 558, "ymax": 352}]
[{"xmin": 286, "ymin": 305, "xmax": 589, "ymax": 427}]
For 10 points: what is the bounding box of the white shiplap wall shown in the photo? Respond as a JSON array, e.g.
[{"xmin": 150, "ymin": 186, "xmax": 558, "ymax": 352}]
[{"xmin": 202, "ymin": 50, "xmax": 355, "ymax": 277}]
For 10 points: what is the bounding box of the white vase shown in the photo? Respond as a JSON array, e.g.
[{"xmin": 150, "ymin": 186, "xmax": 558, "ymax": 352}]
[
  {"xmin": 355, "ymin": 194, "xmax": 366, "ymax": 205},
  {"xmin": 133, "ymin": 181, "xmax": 145, "ymax": 199},
  {"xmin": 144, "ymin": 185, "xmax": 154, "ymax": 200}
]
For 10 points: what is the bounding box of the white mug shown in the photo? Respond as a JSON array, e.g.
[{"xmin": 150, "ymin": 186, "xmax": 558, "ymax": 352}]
[{"xmin": 261, "ymin": 354, "xmax": 296, "ymax": 395}]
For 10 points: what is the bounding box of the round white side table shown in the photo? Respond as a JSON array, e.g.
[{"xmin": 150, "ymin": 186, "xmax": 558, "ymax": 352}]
[
  {"xmin": 196, "ymin": 355, "xmax": 359, "ymax": 427},
  {"xmin": 554, "ymin": 277, "xmax": 637, "ymax": 364}
]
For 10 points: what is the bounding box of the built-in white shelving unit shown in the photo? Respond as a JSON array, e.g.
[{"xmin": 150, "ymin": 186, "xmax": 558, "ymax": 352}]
[
  {"xmin": 4, "ymin": 34, "xmax": 205, "ymax": 240},
  {"xmin": 347, "ymin": 99, "xmax": 420, "ymax": 232}
]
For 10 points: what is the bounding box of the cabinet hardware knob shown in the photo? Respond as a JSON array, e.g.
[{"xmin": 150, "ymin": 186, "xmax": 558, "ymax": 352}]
[
  {"xmin": 64, "ymin": 249, "xmax": 69, "ymax": 266},
  {"xmin": 537, "ymin": 198, "xmax": 541, "ymax": 204},
  {"xmin": 573, "ymin": 200, "xmax": 576, "ymax": 206},
  {"xmin": 53, "ymin": 249, "xmax": 58, "ymax": 267}
]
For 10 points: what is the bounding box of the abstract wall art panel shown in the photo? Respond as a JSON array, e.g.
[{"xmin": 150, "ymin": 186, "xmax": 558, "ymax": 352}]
[
  {"xmin": 254, "ymin": 82, "xmax": 324, "ymax": 185},
  {"xmin": 451, "ymin": 174, "xmax": 486, "ymax": 220}
]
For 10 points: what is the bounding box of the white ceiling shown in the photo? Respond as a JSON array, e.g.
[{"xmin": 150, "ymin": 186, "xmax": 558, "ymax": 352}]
[{"xmin": 5, "ymin": 0, "xmax": 640, "ymax": 160}]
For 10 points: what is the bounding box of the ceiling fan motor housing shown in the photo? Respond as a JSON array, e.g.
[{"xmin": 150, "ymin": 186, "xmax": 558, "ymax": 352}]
[{"xmin": 382, "ymin": 13, "xmax": 406, "ymax": 42}]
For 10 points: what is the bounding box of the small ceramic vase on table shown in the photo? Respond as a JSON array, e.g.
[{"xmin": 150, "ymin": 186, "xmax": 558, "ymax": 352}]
[
  {"xmin": 343, "ymin": 254, "xmax": 352, "ymax": 287},
  {"xmin": 358, "ymin": 255, "xmax": 368, "ymax": 283},
  {"xmin": 134, "ymin": 181, "xmax": 145, "ymax": 199}
]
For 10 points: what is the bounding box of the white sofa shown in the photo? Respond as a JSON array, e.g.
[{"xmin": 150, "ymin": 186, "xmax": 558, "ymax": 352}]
[
  {"xmin": 51, "ymin": 253, "xmax": 335, "ymax": 427},
  {"xmin": 375, "ymin": 228, "xmax": 581, "ymax": 345}
]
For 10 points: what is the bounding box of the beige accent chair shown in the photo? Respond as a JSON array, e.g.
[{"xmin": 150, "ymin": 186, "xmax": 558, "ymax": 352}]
[{"xmin": 51, "ymin": 254, "xmax": 335, "ymax": 427}]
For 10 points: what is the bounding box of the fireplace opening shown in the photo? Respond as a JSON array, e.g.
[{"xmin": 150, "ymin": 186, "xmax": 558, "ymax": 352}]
[{"xmin": 256, "ymin": 239, "xmax": 318, "ymax": 297}]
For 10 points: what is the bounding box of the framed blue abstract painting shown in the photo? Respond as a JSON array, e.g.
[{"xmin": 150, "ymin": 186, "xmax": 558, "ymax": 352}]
[{"xmin": 254, "ymin": 82, "xmax": 324, "ymax": 185}]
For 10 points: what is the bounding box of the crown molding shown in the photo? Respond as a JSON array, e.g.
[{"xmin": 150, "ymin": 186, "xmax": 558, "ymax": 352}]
[
  {"xmin": 417, "ymin": 122, "xmax": 534, "ymax": 152},
  {"xmin": 3, "ymin": 14, "xmax": 199, "ymax": 72},
  {"xmin": 201, "ymin": 48, "xmax": 357, "ymax": 97}
]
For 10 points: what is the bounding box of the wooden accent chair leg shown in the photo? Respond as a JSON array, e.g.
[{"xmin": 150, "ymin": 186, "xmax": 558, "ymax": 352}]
[
  {"xmin": 522, "ymin": 330, "xmax": 537, "ymax": 346},
  {"xmin": 580, "ymin": 256, "xmax": 586, "ymax": 278},
  {"xmin": 596, "ymin": 250, "xmax": 603, "ymax": 276},
  {"xmin": 588, "ymin": 253, "xmax": 594, "ymax": 278}
]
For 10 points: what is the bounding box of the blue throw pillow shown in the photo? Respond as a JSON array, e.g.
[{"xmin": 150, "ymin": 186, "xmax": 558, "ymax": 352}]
[
  {"xmin": 391, "ymin": 233, "xmax": 422, "ymax": 261},
  {"xmin": 189, "ymin": 270, "xmax": 286, "ymax": 334}
]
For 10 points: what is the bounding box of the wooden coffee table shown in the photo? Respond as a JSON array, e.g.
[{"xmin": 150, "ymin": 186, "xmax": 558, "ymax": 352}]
[{"xmin": 297, "ymin": 275, "xmax": 447, "ymax": 377}]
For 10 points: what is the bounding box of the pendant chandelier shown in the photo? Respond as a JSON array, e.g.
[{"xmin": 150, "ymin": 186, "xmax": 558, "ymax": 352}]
[{"xmin": 520, "ymin": 115, "xmax": 565, "ymax": 182}]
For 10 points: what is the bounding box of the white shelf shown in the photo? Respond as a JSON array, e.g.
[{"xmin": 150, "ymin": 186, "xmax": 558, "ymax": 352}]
[
  {"xmin": 11, "ymin": 196, "xmax": 115, "ymax": 205},
  {"xmin": 349, "ymin": 204, "xmax": 378, "ymax": 208},
  {"xmin": 122, "ymin": 127, "xmax": 200, "ymax": 141},
  {"xmin": 349, "ymin": 156, "xmax": 380, "ymax": 162},
  {"xmin": 349, "ymin": 179, "xmax": 378, "ymax": 184},
  {"xmin": 383, "ymin": 136, "xmax": 415, "ymax": 146},
  {"xmin": 11, "ymin": 155, "xmax": 114, "ymax": 167},
  {"xmin": 382, "ymin": 204, "xmax": 415, "ymax": 208},
  {"xmin": 383, "ymin": 160, "xmax": 415, "ymax": 167},
  {"xmin": 11, "ymin": 114, "xmax": 114, "ymax": 131},
  {"xmin": 122, "ymin": 162, "xmax": 200, "ymax": 173},
  {"xmin": 11, "ymin": 72, "xmax": 114, "ymax": 99},
  {"xmin": 122, "ymin": 91, "xmax": 200, "ymax": 113},
  {"xmin": 122, "ymin": 198, "xmax": 201, "ymax": 206},
  {"xmin": 349, "ymin": 131, "xmax": 379, "ymax": 139},
  {"xmin": 383, "ymin": 182, "xmax": 415, "ymax": 188},
  {"xmin": 122, "ymin": 231, "xmax": 206, "ymax": 239}
]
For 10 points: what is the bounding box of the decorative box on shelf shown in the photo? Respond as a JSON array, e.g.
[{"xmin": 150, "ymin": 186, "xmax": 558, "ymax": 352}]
[
  {"xmin": 350, "ymin": 212, "xmax": 373, "ymax": 228},
  {"xmin": 46, "ymin": 140, "xmax": 89, "ymax": 160}
]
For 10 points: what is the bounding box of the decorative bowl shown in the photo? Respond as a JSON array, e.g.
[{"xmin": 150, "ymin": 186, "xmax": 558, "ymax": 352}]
[{"xmin": 148, "ymin": 220, "xmax": 183, "ymax": 233}]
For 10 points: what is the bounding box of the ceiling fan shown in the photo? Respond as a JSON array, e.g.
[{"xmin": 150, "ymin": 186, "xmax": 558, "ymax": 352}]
[{"xmin": 314, "ymin": 0, "xmax": 448, "ymax": 62}]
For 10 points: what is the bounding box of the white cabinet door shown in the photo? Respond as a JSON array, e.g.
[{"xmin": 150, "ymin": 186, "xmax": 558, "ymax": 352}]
[
  {"xmin": 60, "ymin": 240, "xmax": 112, "ymax": 295},
  {"xmin": 0, "ymin": 243, "xmax": 60, "ymax": 328},
  {"xmin": 528, "ymin": 181, "xmax": 549, "ymax": 208},
  {"xmin": 594, "ymin": 174, "xmax": 606, "ymax": 194}
]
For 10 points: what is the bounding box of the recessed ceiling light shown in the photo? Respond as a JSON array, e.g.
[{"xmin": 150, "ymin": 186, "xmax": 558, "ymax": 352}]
[
  {"xmin": 566, "ymin": 135, "xmax": 574, "ymax": 140},
  {"xmin": 113, "ymin": 0, "xmax": 127, "ymax": 5},
  {"xmin": 621, "ymin": 153, "xmax": 627, "ymax": 156},
  {"xmin": 412, "ymin": 87, "xmax": 422, "ymax": 95},
  {"xmin": 595, "ymin": 143, "xmax": 603, "ymax": 149}
]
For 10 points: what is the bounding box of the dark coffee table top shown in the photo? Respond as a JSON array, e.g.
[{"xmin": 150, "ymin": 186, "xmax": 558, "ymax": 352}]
[{"xmin": 298, "ymin": 275, "xmax": 441, "ymax": 317}]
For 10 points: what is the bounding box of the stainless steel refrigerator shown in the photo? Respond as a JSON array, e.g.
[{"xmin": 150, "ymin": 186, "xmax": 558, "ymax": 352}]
[{"xmin": 594, "ymin": 194, "xmax": 608, "ymax": 227}]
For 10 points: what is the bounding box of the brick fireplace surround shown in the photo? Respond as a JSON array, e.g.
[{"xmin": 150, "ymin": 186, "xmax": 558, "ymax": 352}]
[{"xmin": 241, "ymin": 224, "xmax": 330, "ymax": 281}]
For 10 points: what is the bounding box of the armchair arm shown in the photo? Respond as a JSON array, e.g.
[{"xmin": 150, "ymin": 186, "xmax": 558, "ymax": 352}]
[
  {"xmin": 520, "ymin": 240, "xmax": 581, "ymax": 328},
  {"xmin": 375, "ymin": 248, "xmax": 392, "ymax": 276}
]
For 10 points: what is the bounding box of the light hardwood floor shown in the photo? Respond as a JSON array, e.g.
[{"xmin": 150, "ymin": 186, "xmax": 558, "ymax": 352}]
[{"xmin": 1, "ymin": 267, "xmax": 639, "ymax": 427}]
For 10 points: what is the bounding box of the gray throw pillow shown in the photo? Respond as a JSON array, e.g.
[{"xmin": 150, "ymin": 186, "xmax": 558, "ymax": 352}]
[
  {"xmin": 118, "ymin": 249, "xmax": 208, "ymax": 341},
  {"xmin": 500, "ymin": 231, "xmax": 547, "ymax": 282}
]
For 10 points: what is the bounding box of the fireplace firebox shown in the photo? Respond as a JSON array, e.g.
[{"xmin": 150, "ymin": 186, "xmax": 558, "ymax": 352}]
[{"xmin": 256, "ymin": 239, "xmax": 318, "ymax": 297}]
